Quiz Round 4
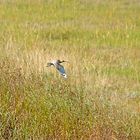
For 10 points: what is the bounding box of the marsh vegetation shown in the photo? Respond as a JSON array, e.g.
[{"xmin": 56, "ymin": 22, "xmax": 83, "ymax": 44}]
[{"xmin": 0, "ymin": 0, "xmax": 140, "ymax": 139}]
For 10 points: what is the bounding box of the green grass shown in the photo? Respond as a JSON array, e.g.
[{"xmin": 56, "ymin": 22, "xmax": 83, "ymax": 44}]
[{"xmin": 0, "ymin": 0, "xmax": 140, "ymax": 139}]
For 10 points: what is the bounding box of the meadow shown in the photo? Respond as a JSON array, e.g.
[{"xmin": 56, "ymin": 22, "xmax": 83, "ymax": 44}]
[{"xmin": 0, "ymin": 0, "xmax": 140, "ymax": 139}]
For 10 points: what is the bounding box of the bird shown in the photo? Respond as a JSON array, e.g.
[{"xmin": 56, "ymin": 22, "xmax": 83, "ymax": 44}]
[{"xmin": 47, "ymin": 60, "xmax": 68, "ymax": 78}]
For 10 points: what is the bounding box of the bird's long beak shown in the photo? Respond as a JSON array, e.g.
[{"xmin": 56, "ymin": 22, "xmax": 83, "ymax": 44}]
[{"xmin": 63, "ymin": 60, "xmax": 69, "ymax": 63}]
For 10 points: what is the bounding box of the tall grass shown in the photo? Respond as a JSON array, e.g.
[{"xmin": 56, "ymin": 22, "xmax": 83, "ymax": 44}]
[{"xmin": 0, "ymin": 0, "xmax": 140, "ymax": 139}]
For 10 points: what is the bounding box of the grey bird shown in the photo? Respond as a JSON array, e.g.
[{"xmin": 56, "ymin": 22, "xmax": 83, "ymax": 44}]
[{"xmin": 47, "ymin": 60, "xmax": 68, "ymax": 78}]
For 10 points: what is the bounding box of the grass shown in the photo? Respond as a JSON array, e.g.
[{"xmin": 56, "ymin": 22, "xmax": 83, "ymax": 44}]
[{"xmin": 0, "ymin": 0, "xmax": 140, "ymax": 139}]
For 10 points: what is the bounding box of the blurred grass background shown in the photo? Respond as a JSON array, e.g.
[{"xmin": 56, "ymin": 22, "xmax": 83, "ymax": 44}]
[{"xmin": 0, "ymin": 0, "xmax": 140, "ymax": 139}]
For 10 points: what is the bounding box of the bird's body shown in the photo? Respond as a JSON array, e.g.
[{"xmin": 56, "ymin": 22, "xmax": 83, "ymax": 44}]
[{"xmin": 47, "ymin": 60, "xmax": 67, "ymax": 78}]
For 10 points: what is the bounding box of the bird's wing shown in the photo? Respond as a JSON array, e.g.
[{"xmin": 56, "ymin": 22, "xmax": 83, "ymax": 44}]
[
  {"xmin": 47, "ymin": 63, "xmax": 53, "ymax": 67},
  {"xmin": 56, "ymin": 65, "xmax": 67, "ymax": 78},
  {"xmin": 56, "ymin": 65, "xmax": 66, "ymax": 74}
]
